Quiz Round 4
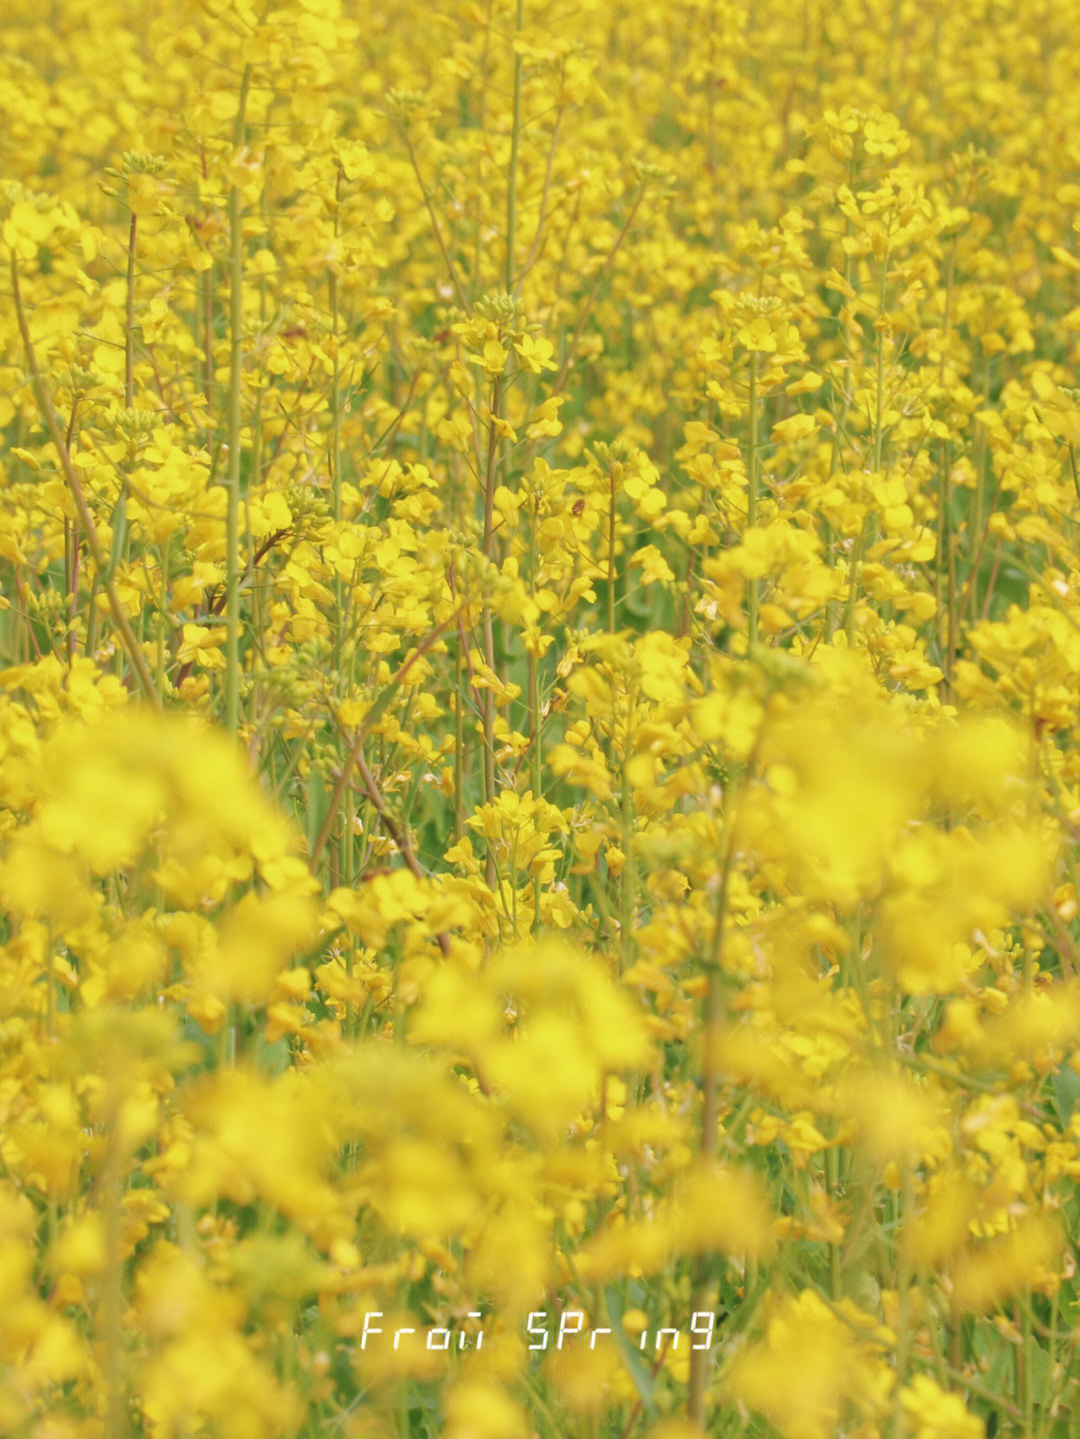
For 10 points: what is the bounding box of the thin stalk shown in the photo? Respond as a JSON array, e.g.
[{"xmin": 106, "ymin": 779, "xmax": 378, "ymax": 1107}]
[
  {"xmin": 199, "ymin": 141, "xmax": 215, "ymax": 435},
  {"xmin": 980, "ymin": 539, "xmax": 1003, "ymax": 620},
  {"xmin": 528, "ymin": 652, "xmax": 542, "ymax": 928},
  {"xmin": 844, "ymin": 515, "xmax": 869, "ymax": 646},
  {"xmin": 308, "ymin": 605, "xmax": 466, "ymax": 868},
  {"xmin": 470, "ymin": 0, "xmax": 495, "ymax": 300},
  {"xmin": 351, "ymin": 750, "xmax": 451, "ymax": 956},
  {"xmin": 515, "ymin": 104, "xmax": 564, "ymax": 293},
  {"xmin": 550, "ymin": 187, "xmax": 645, "ymax": 399},
  {"xmin": 330, "ymin": 166, "xmax": 343, "ymax": 524},
  {"xmin": 1021, "ymin": 1293, "xmax": 1033, "ymax": 1435},
  {"xmin": 62, "ymin": 393, "xmax": 81, "ymax": 665},
  {"xmin": 943, "ymin": 440, "xmax": 958, "ymax": 697},
  {"xmin": 481, "ymin": 375, "xmax": 502, "ymax": 888},
  {"xmin": 527, "ymin": 483, "xmax": 543, "ymax": 928},
  {"xmin": 746, "ymin": 355, "xmax": 759, "ymax": 648},
  {"xmin": 1038, "ymin": 1281, "xmax": 1062, "ymax": 1439},
  {"xmin": 825, "ymin": 1138, "xmax": 842, "ymax": 1300},
  {"xmin": 607, "ymin": 463, "xmax": 619, "ymax": 634},
  {"xmin": 327, "ymin": 167, "xmax": 349, "ymax": 721},
  {"xmin": 124, "ymin": 209, "xmax": 137, "ymax": 409},
  {"xmin": 505, "ymin": 0, "xmax": 524, "ymax": 293},
  {"xmin": 454, "ymin": 649, "xmax": 466, "ymax": 844},
  {"xmin": 687, "ymin": 729, "xmax": 764, "ymax": 1425},
  {"xmin": 224, "ymin": 64, "xmax": 252, "ymax": 736},
  {"xmin": 846, "ymin": 262, "xmax": 888, "ymax": 643},
  {"xmin": 202, "ymin": 263, "xmax": 214, "ymax": 432},
  {"xmin": 101, "ymin": 1111, "xmax": 125, "ymax": 1439},
  {"xmin": 890, "ymin": 1178, "xmax": 916, "ymax": 1439},
  {"xmin": 618, "ymin": 702, "xmax": 636, "ymax": 976},
  {"xmin": 11, "ymin": 257, "xmax": 160, "ymax": 707},
  {"xmin": 64, "ymin": 514, "xmax": 79, "ymax": 663},
  {"xmin": 156, "ymin": 534, "xmax": 172, "ymax": 696},
  {"xmin": 687, "ymin": 813, "xmax": 738, "ymax": 1424},
  {"xmin": 401, "ymin": 125, "xmax": 470, "ymax": 313}
]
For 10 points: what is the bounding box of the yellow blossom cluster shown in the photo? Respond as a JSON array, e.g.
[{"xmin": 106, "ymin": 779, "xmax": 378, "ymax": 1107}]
[{"xmin": 4, "ymin": 0, "xmax": 1080, "ymax": 1435}]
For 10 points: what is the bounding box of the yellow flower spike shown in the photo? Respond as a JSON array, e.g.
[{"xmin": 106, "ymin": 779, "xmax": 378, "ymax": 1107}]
[
  {"xmin": 721, "ymin": 1289, "xmax": 890, "ymax": 1439},
  {"xmin": 410, "ymin": 957, "xmax": 505, "ymax": 1052},
  {"xmin": 442, "ymin": 1377, "xmax": 531, "ymax": 1439},
  {"xmin": 175, "ymin": 1065, "xmax": 350, "ymax": 1249},
  {"xmin": 0, "ymin": 835, "xmax": 97, "ymax": 933},
  {"xmin": 741, "ymin": 681, "xmax": 925, "ymax": 911},
  {"xmin": 879, "ymin": 821, "xmax": 1055, "ymax": 995},
  {"xmin": 950, "ymin": 1210, "xmax": 1064, "ymax": 1312},
  {"xmin": 973, "ymin": 979, "xmax": 1080, "ymax": 1070},
  {"xmin": 203, "ymin": 887, "xmax": 319, "ymax": 1008},
  {"xmin": 29, "ymin": 726, "xmax": 168, "ymax": 875},
  {"xmin": 573, "ymin": 1158, "xmax": 774, "ymax": 1285},
  {"xmin": 932, "ymin": 711, "xmax": 1032, "ymax": 814},
  {"xmin": 899, "ymin": 1165, "xmax": 982, "ymax": 1271},
  {"xmin": 836, "ymin": 1063, "xmax": 951, "ymax": 1169},
  {"xmin": 900, "ymin": 1374, "xmax": 984, "ymax": 1439},
  {"xmin": 47, "ymin": 1210, "xmax": 107, "ymax": 1282},
  {"xmin": 463, "ymin": 1198, "xmax": 552, "ymax": 1314},
  {"xmin": 483, "ymin": 1009, "xmax": 602, "ymax": 1143},
  {"xmin": 543, "ymin": 1336, "xmax": 627, "ymax": 1415},
  {"xmin": 8, "ymin": 1085, "xmax": 84, "ymax": 1202},
  {"xmin": 10, "ymin": 1310, "xmax": 91, "ymax": 1397}
]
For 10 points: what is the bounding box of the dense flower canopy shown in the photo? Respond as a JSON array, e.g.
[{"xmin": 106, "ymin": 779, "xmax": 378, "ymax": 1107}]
[{"xmin": 3, "ymin": 1, "xmax": 1080, "ymax": 1436}]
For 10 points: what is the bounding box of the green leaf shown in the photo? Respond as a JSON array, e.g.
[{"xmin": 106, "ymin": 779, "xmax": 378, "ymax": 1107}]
[
  {"xmin": 602, "ymin": 1284, "xmax": 658, "ymax": 1418},
  {"xmin": 1052, "ymin": 1064, "xmax": 1080, "ymax": 1125},
  {"xmin": 305, "ymin": 767, "xmax": 329, "ymax": 855}
]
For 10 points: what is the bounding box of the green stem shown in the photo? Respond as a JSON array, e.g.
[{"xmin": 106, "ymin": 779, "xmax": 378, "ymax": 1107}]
[
  {"xmin": 156, "ymin": 533, "xmax": 171, "ymax": 697},
  {"xmin": 607, "ymin": 465, "xmax": 618, "ymax": 634},
  {"xmin": 402, "ymin": 125, "xmax": 470, "ymax": 313},
  {"xmin": 687, "ymin": 728, "xmax": 764, "ymax": 1425},
  {"xmin": 309, "ymin": 606, "xmax": 466, "ymax": 867},
  {"xmin": 618, "ymin": 702, "xmax": 635, "ymax": 976},
  {"xmin": 203, "ymin": 259, "xmax": 214, "ymax": 434},
  {"xmin": 124, "ymin": 209, "xmax": 137, "ymax": 410},
  {"xmin": 890, "ymin": 1164, "xmax": 916, "ymax": 1438},
  {"xmin": 102, "ymin": 1127, "xmax": 125, "ymax": 1439},
  {"xmin": 330, "ymin": 167, "xmax": 343, "ymax": 525},
  {"xmin": 844, "ymin": 515, "xmax": 869, "ymax": 645},
  {"xmin": 747, "ymin": 355, "xmax": 759, "ymax": 648},
  {"xmin": 550, "ymin": 188, "xmax": 645, "ymax": 399},
  {"xmin": 225, "ymin": 64, "xmax": 252, "ymax": 736},
  {"xmin": 505, "ymin": 0, "xmax": 524, "ymax": 293},
  {"xmin": 11, "ymin": 256, "xmax": 160, "ymax": 707},
  {"xmin": 481, "ymin": 375, "xmax": 502, "ymax": 888},
  {"xmin": 454, "ymin": 648, "xmax": 465, "ymax": 845}
]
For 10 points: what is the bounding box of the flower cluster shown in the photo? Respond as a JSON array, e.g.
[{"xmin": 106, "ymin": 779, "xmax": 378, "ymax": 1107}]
[{"xmin": 3, "ymin": 0, "xmax": 1080, "ymax": 1436}]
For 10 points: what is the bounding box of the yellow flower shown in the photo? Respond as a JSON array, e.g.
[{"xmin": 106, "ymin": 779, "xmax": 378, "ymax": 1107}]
[
  {"xmin": 900, "ymin": 1374, "xmax": 985, "ymax": 1439},
  {"xmin": 722, "ymin": 1289, "xmax": 890, "ymax": 1439},
  {"xmin": 513, "ymin": 333, "xmax": 557, "ymax": 373}
]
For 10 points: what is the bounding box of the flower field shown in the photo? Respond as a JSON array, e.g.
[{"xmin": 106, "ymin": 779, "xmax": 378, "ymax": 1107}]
[{"xmin": 4, "ymin": 0, "xmax": 1080, "ymax": 1434}]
